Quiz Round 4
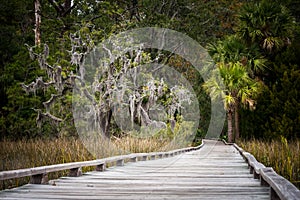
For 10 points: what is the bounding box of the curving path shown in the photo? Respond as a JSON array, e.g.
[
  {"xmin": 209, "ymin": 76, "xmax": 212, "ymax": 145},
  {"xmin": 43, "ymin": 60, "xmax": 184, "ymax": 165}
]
[{"xmin": 0, "ymin": 140, "xmax": 270, "ymax": 199}]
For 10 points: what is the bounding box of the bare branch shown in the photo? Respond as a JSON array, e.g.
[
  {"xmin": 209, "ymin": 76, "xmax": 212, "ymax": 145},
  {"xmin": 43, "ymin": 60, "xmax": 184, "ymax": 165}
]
[
  {"xmin": 25, "ymin": 44, "xmax": 38, "ymax": 60},
  {"xmin": 83, "ymin": 88, "xmax": 96, "ymax": 106},
  {"xmin": 43, "ymin": 112, "xmax": 63, "ymax": 122},
  {"xmin": 21, "ymin": 77, "xmax": 55, "ymax": 94},
  {"xmin": 43, "ymin": 94, "xmax": 61, "ymax": 113},
  {"xmin": 34, "ymin": 109, "xmax": 63, "ymax": 128},
  {"xmin": 47, "ymin": 0, "xmax": 63, "ymax": 16}
]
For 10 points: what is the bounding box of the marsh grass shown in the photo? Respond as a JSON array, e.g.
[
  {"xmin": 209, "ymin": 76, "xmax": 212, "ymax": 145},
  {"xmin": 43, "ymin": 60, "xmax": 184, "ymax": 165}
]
[
  {"xmin": 238, "ymin": 137, "xmax": 300, "ymax": 189},
  {"xmin": 113, "ymin": 136, "xmax": 170, "ymax": 153},
  {"xmin": 0, "ymin": 138, "xmax": 92, "ymax": 189},
  {"xmin": 0, "ymin": 136, "xmax": 176, "ymax": 190}
]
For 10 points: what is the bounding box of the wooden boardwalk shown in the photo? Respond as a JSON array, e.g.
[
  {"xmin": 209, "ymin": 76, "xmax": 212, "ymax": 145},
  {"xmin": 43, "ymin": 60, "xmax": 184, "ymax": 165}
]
[{"xmin": 0, "ymin": 140, "xmax": 271, "ymax": 199}]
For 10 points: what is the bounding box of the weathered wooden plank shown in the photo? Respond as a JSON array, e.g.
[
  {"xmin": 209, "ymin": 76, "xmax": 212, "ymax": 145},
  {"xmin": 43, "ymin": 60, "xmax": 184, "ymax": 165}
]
[
  {"xmin": 0, "ymin": 192, "xmax": 270, "ymax": 199},
  {"xmin": 260, "ymin": 167, "xmax": 300, "ymax": 200},
  {"xmin": 242, "ymin": 152, "xmax": 266, "ymax": 178},
  {"xmin": 0, "ymin": 197, "xmax": 270, "ymax": 200},
  {"xmin": 4, "ymin": 185, "xmax": 270, "ymax": 192},
  {"xmin": 21, "ymin": 180, "xmax": 265, "ymax": 187}
]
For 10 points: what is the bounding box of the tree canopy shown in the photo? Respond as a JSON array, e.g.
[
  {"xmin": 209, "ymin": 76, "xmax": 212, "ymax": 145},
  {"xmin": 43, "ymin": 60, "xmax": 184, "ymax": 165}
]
[{"xmin": 0, "ymin": 0, "xmax": 299, "ymax": 141}]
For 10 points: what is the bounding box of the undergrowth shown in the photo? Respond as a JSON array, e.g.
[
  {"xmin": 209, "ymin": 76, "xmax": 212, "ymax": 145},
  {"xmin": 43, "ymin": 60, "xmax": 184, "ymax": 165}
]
[{"xmin": 238, "ymin": 137, "xmax": 300, "ymax": 189}]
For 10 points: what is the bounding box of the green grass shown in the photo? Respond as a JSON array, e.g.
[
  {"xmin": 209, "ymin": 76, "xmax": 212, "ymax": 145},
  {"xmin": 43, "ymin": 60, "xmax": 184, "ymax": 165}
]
[{"xmin": 238, "ymin": 137, "xmax": 300, "ymax": 189}]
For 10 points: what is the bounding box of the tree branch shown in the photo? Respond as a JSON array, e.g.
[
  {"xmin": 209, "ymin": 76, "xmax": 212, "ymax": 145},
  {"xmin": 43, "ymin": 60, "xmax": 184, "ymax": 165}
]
[
  {"xmin": 47, "ymin": 0, "xmax": 63, "ymax": 15},
  {"xmin": 43, "ymin": 94, "xmax": 61, "ymax": 113},
  {"xmin": 62, "ymin": 3, "xmax": 76, "ymax": 17},
  {"xmin": 21, "ymin": 77, "xmax": 55, "ymax": 94},
  {"xmin": 34, "ymin": 109, "xmax": 63, "ymax": 128}
]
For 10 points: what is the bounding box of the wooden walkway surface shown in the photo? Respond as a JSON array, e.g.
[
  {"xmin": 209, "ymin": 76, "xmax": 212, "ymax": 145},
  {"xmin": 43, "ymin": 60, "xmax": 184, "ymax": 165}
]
[{"xmin": 0, "ymin": 140, "xmax": 270, "ymax": 200}]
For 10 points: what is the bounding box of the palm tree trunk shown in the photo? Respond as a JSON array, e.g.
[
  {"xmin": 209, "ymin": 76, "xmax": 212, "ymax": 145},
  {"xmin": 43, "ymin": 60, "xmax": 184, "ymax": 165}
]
[
  {"xmin": 234, "ymin": 104, "xmax": 240, "ymax": 141},
  {"xmin": 227, "ymin": 110, "xmax": 233, "ymax": 143}
]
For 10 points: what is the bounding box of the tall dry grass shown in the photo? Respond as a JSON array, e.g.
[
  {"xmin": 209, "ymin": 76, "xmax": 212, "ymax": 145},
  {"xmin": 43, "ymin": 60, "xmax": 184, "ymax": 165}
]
[
  {"xmin": 0, "ymin": 136, "xmax": 176, "ymax": 190},
  {"xmin": 0, "ymin": 137, "xmax": 93, "ymax": 189},
  {"xmin": 238, "ymin": 137, "xmax": 300, "ymax": 189}
]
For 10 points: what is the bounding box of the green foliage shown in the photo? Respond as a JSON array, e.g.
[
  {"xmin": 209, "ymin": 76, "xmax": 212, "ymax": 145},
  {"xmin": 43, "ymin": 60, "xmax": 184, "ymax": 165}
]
[
  {"xmin": 0, "ymin": 0, "xmax": 35, "ymax": 139},
  {"xmin": 205, "ymin": 32, "xmax": 264, "ymax": 142},
  {"xmin": 267, "ymin": 67, "xmax": 300, "ymax": 139},
  {"xmin": 208, "ymin": 35, "xmax": 266, "ymax": 77},
  {"xmin": 0, "ymin": 0, "xmax": 299, "ymax": 142},
  {"xmin": 0, "ymin": 0, "xmax": 34, "ymax": 65},
  {"xmin": 237, "ymin": 1, "xmax": 300, "ymax": 140},
  {"xmin": 237, "ymin": 0, "xmax": 296, "ymax": 56},
  {"xmin": 242, "ymin": 64, "xmax": 300, "ymax": 140},
  {"xmin": 137, "ymin": 0, "xmax": 243, "ymax": 45},
  {"xmin": 0, "ymin": 46, "xmax": 48, "ymax": 139}
]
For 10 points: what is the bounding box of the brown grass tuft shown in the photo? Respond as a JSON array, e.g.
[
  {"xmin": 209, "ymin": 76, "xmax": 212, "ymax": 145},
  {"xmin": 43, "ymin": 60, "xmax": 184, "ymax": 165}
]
[{"xmin": 238, "ymin": 137, "xmax": 300, "ymax": 189}]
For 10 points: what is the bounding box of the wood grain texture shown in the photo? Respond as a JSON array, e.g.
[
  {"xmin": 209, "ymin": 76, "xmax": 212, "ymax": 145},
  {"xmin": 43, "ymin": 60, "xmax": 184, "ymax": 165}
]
[
  {"xmin": 260, "ymin": 167, "xmax": 300, "ymax": 200},
  {"xmin": 0, "ymin": 140, "xmax": 271, "ymax": 200}
]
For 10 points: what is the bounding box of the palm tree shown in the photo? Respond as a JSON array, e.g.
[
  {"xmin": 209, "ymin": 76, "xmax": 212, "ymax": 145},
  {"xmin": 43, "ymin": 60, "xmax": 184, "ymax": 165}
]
[
  {"xmin": 208, "ymin": 35, "xmax": 266, "ymax": 78},
  {"xmin": 204, "ymin": 61, "xmax": 260, "ymax": 142},
  {"xmin": 204, "ymin": 36, "xmax": 263, "ymax": 142},
  {"xmin": 236, "ymin": 0, "xmax": 295, "ymax": 55}
]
